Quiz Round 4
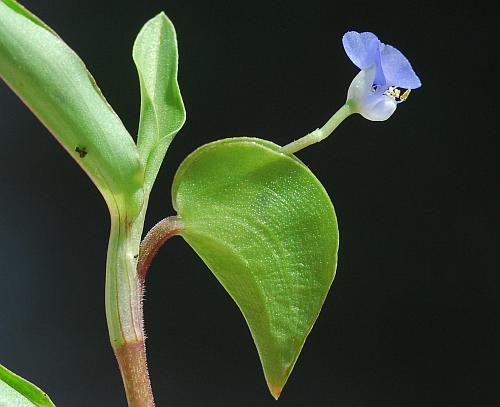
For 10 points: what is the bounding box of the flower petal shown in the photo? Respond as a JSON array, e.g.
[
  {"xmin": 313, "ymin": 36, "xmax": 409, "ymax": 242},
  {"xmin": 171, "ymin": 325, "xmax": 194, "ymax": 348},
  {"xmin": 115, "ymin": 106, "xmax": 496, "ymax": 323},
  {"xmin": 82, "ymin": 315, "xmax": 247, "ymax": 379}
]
[
  {"xmin": 342, "ymin": 31, "xmax": 386, "ymax": 85},
  {"xmin": 361, "ymin": 93, "xmax": 397, "ymax": 121},
  {"xmin": 380, "ymin": 43, "xmax": 421, "ymax": 89},
  {"xmin": 347, "ymin": 64, "xmax": 376, "ymax": 102},
  {"xmin": 347, "ymin": 66, "xmax": 397, "ymax": 121}
]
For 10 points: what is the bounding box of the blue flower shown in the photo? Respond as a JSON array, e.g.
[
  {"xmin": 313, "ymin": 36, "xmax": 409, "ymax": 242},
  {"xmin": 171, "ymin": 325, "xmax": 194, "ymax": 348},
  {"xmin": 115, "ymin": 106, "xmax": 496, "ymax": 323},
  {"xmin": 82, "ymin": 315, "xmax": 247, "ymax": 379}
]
[{"xmin": 343, "ymin": 31, "xmax": 421, "ymax": 121}]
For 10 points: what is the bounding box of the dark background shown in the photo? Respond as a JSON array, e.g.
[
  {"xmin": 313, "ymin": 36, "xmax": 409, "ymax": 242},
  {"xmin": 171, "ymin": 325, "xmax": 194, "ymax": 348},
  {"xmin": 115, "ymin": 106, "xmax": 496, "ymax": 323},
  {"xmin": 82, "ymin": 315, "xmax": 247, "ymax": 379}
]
[{"xmin": 1, "ymin": 0, "xmax": 498, "ymax": 406}]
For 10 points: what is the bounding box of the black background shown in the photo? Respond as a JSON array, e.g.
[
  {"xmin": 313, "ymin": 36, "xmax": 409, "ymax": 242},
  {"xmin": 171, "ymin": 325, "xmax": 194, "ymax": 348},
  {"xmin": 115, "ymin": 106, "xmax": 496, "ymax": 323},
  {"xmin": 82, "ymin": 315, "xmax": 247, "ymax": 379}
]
[{"xmin": 1, "ymin": 1, "xmax": 499, "ymax": 406}]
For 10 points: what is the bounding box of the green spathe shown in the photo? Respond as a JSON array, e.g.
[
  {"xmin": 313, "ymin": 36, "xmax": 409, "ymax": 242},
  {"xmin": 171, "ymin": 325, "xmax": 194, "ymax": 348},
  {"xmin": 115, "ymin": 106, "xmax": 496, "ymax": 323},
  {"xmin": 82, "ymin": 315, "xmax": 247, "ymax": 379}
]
[{"xmin": 172, "ymin": 138, "xmax": 338, "ymax": 397}]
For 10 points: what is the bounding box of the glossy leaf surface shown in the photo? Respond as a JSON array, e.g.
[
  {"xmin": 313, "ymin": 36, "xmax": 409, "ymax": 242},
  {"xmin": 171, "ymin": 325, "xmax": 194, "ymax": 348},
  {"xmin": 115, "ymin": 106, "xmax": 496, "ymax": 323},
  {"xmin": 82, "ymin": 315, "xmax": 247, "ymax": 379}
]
[
  {"xmin": 0, "ymin": 364, "xmax": 55, "ymax": 406},
  {"xmin": 0, "ymin": 0, "xmax": 144, "ymax": 217},
  {"xmin": 172, "ymin": 138, "xmax": 338, "ymax": 397},
  {"xmin": 133, "ymin": 12, "xmax": 185, "ymax": 194}
]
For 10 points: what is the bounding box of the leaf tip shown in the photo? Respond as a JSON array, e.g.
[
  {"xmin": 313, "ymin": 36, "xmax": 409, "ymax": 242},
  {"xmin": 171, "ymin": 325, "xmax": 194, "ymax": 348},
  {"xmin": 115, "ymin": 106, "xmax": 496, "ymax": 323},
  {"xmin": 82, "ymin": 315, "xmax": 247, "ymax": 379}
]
[
  {"xmin": 155, "ymin": 10, "xmax": 173, "ymax": 26},
  {"xmin": 265, "ymin": 364, "xmax": 293, "ymax": 401},
  {"xmin": 270, "ymin": 386, "xmax": 283, "ymax": 400}
]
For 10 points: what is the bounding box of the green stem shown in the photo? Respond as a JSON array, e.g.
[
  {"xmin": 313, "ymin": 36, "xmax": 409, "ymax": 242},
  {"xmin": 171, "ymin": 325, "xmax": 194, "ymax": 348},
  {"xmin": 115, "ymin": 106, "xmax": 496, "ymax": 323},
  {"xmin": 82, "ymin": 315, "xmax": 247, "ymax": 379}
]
[
  {"xmin": 280, "ymin": 103, "xmax": 354, "ymax": 155},
  {"xmin": 105, "ymin": 203, "xmax": 149, "ymax": 406},
  {"xmin": 105, "ymin": 202, "xmax": 184, "ymax": 407}
]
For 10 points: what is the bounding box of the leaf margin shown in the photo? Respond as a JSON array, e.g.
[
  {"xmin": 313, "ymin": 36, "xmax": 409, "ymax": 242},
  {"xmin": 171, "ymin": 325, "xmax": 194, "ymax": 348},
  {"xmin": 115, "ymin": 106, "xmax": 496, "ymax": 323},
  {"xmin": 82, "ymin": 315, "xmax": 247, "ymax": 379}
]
[{"xmin": 0, "ymin": 364, "xmax": 56, "ymax": 407}]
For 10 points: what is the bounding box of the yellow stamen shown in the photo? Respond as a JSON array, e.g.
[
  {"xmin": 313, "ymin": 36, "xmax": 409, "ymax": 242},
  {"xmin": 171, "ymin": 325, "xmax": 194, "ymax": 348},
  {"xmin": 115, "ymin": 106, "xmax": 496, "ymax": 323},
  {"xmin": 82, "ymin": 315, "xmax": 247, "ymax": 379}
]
[{"xmin": 400, "ymin": 89, "xmax": 411, "ymax": 101}]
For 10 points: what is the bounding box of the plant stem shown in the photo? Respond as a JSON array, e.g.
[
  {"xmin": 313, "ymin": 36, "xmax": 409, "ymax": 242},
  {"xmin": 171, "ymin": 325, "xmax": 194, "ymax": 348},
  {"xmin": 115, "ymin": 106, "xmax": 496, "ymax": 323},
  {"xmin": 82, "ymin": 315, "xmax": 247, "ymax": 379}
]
[
  {"xmin": 280, "ymin": 103, "xmax": 354, "ymax": 155},
  {"xmin": 114, "ymin": 341, "xmax": 154, "ymax": 407},
  {"xmin": 105, "ymin": 203, "xmax": 183, "ymax": 407},
  {"xmin": 137, "ymin": 216, "xmax": 183, "ymax": 286}
]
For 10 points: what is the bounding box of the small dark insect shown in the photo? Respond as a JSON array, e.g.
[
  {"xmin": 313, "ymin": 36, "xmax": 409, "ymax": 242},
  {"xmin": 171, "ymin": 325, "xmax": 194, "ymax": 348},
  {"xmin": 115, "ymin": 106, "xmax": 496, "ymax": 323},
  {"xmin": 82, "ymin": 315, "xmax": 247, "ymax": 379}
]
[
  {"xmin": 134, "ymin": 254, "xmax": 139, "ymax": 259},
  {"xmin": 75, "ymin": 146, "xmax": 87, "ymax": 158}
]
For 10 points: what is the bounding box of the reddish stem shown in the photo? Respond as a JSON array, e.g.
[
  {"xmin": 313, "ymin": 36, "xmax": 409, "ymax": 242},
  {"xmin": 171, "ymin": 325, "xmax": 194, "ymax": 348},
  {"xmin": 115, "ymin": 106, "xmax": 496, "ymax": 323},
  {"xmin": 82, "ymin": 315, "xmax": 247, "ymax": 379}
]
[
  {"xmin": 114, "ymin": 216, "xmax": 183, "ymax": 407},
  {"xmin": 137, "ymin": 216, "xmax": 183, "ymax": 287},
  {"xmin": 115, "ymin": 341, "xmax": 154, "ymax": 407}
]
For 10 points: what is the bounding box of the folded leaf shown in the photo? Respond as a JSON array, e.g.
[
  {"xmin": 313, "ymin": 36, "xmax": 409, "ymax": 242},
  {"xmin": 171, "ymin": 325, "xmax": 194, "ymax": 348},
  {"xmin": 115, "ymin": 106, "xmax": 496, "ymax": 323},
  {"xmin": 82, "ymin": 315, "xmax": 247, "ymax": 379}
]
[
  {"xmin": 0, "ymin": 364, "xmax": 55, "ymax": 406},
  {"xmin": 133, "ymin": 12, "xmax": 186, "ymax": 195},
  {"xmin": 172, "ymin": 138, "xmax": 338, "ymax": 398},
  {"xmin": 0, "ymin": 0, "xmax": 144, "ymax": 217}
]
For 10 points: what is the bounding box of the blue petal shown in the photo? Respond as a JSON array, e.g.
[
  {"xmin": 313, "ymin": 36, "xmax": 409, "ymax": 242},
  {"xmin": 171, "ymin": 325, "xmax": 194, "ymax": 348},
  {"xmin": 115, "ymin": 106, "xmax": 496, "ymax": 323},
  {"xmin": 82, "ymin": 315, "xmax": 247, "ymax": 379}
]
[
  {"xmin": 342, "ymin": 31, "xmax": 386, "ymax": 86},
  {"xmin": 380, "ymin": 43, "xmax": 421, "ymax": 89},
  {"xmin": 342, "ymin": 31, "xmax": 378, "ymax": 69}
]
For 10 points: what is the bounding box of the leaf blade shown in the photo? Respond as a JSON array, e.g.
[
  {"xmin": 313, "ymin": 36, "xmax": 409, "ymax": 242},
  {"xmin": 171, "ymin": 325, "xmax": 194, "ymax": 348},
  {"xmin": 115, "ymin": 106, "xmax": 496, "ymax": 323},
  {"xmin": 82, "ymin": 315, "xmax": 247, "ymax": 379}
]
[
  {"xmin": 0, "ymin": 1, "xmax": 144, "ymax": 217},
  {"xmin": 133, "ymin": 12, "xmax": 186, "ymax": 194}
]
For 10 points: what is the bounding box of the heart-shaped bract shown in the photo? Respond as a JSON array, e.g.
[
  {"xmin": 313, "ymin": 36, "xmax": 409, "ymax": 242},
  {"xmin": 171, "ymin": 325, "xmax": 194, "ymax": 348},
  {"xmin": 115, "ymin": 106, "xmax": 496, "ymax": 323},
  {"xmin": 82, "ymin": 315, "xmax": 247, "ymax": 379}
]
[{"xmin": 172, "ymin": 138, "xmax": 338, "ymax": 398}]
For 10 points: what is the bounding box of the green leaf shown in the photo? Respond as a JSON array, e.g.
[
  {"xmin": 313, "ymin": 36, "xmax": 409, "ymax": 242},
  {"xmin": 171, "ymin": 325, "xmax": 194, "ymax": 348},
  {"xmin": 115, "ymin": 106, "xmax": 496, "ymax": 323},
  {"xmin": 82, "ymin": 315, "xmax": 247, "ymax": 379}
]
[
  {"xmin": 172, "ymin": 138, "xmax": 338, "ymax": 398},
  {"xmin": 133, "ymin": 12, "xmax": 186, "ymax": 195},
  {"xmin": 0, "ymin": 0, "xmax": 56, "ymax": 35},
  {"xmin": 0, "ymin": 364, "xmax": 55, "ymax": 406},
  {"xmin": 0, "ymin": 1, "xmax": 144, "ymax": 218}
]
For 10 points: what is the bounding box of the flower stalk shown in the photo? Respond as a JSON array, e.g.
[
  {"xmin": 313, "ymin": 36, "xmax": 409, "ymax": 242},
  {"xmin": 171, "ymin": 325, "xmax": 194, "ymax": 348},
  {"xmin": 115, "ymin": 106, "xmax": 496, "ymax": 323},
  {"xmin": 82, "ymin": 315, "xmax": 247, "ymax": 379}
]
[{"xmin": 281, "ymin": 103, "xmax": 354, "ymax": 155}]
